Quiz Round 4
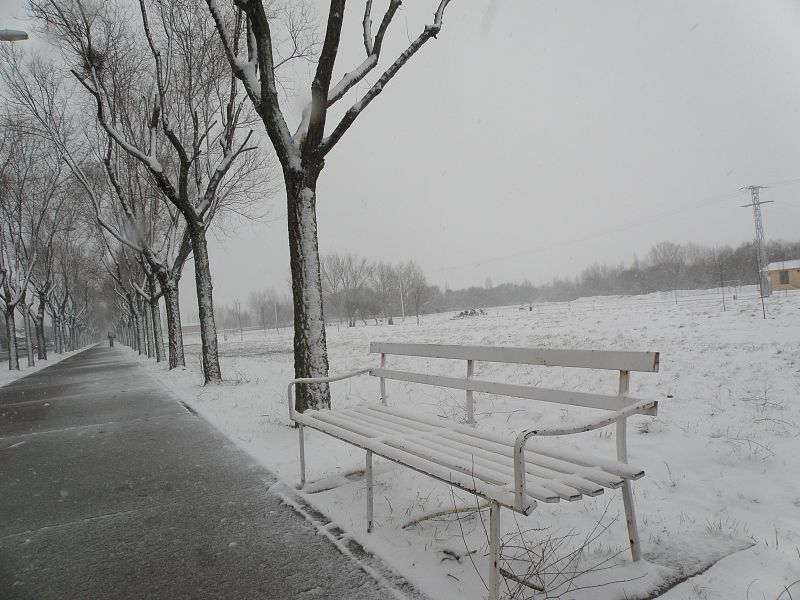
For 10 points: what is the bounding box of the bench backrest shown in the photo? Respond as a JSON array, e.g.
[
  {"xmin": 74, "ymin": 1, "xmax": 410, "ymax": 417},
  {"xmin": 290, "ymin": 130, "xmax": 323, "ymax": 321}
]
[{"xmin": 368, "ymin": 342, "xmax": 659, "ymax": 417}]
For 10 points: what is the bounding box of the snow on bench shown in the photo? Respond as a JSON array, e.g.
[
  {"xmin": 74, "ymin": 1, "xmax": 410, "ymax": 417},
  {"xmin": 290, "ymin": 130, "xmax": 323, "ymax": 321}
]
[{"xmin": 287, "ymin": 343, "xmax": 659, "ymax": 600}]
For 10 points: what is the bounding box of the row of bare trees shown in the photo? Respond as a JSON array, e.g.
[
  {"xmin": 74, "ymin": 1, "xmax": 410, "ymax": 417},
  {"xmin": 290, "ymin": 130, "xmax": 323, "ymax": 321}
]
[
  {"xmin": 1, "ymin": 0, "xmax": 276, "ymax": 379},
  {"xmin": 0, "ymin": 120, "xmax": 102, "ymax": 369},
  {"xmin": 2, "ymin": 0, "xmax": 457, "ymax": 408},
  {"xmin": 321, "ymin": 254, "xmax": 428, "ymax": 326}
]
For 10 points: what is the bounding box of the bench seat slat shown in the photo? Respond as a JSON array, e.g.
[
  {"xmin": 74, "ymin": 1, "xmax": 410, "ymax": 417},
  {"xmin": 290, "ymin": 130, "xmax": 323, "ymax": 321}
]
[
  {"xmin": 351, "ymin": 405, "xmax": 438, "ymax": 433},
  {"xmin": 369, "ymin": 343, "xmax": 659, "ymax": 372},
  {"xmin": 340, "ymin": 408, "xmax": 429, "ymax": 436},
  {"xmin": 370, "ymin": 368, "xmax": 655, "ymax": 414},
  {"xmin": 294, "ymin": 411, "xmax": 535, "ymax": 513},
  {"xmin": 306, "ymin": 409, "xmax": 561, "ymax": 503},
  {"xmin": 380, "ymin": 437, "xmax": 561, "ymax": 504},
  {"xmin": 435, "ymin": 429, "xmax": 624, "ymax": 488},
  {"xmin": 362, "ymin": 405, "xmax": 621, "ymax": 487},
  {"xmin": 309, "ymin": 404, "xmax": 624, "ymax": 499},
  {"xmin": 449, "ymin": 424, "xmax": 645, "ymax": 481},
  {"xmin": 352, "ymin": 406, "xmax": 606, "ymax": 496},
  {"xmin": 410, "ymin": 435, "xmax": 586, "ymax": 501},
  {"xmin": 415, "ymin": 433, "xmax": 602, "ymax": 498},
  {"xmin": 305, "ymin": 410, "xmax": 390, "ymax": 440},
  {"xmin": 368, "ymin": 404, "xmax": 643, "ymax": 482}
]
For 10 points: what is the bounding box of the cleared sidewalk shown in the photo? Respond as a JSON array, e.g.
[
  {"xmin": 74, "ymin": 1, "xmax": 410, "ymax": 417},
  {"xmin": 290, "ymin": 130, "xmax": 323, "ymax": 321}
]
[{"xmin": 0, "ymin": 345, "xmax": 414, "ymax": 599}]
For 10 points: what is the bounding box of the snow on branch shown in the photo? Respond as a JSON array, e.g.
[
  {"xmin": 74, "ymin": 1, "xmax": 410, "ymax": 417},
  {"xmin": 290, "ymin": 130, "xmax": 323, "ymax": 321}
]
[
  {"xmin": 362, "ymin": 0, "xmax": 374, "ymax": 54},
  {"xmin": 319, "ymin": 0, "xmax": 452, "ymax": 156},
  {"xmin": 72, "ymin": 70, "xmax": 165, "ymax": 175},
  {"xmin": 214, "ymin": 0, "xmax": 300, "ymax": 169},
  {"xmin": 206, "ymin": 0, "xmax": 263, "ymax": 108},
  {"xmin": 294, "ymin": 0, "xmax": 399, "ymax": 143}
]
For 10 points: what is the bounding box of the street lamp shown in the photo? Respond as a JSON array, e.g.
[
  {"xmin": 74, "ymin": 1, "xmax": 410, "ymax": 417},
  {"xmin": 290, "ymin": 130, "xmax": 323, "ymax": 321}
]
[{"xmin": 0, "ymin": 29, "xmax": 28, "ymax": 42}]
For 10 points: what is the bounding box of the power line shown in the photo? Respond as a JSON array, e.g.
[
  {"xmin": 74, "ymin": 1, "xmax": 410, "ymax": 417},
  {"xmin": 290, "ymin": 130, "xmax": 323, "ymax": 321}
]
[{"xmin": 430, "ymin": 187, "xmax": 741, "ymax": 274}]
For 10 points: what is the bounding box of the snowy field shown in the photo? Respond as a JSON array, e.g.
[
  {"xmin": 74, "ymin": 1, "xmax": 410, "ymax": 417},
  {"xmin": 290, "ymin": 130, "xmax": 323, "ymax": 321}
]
[{"xmin": 138, "ymin": 287, "xmax": 799, "ymax": 600}]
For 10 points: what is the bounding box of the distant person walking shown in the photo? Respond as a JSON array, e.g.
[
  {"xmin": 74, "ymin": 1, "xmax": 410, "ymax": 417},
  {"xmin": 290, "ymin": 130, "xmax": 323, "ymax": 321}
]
[{"xmin": 108, "ymin": 331, "xmax": 116, "ymax": 347}]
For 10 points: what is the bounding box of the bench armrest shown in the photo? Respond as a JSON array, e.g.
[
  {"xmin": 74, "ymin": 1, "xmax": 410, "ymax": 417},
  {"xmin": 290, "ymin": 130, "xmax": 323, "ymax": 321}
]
[
  {"xmin": 287, "ymin": 369, "xmax": 372, "ymax": 420},
  {"xmin": 512, "ymin": 399, "xmax": 657, "ymax": 511}
]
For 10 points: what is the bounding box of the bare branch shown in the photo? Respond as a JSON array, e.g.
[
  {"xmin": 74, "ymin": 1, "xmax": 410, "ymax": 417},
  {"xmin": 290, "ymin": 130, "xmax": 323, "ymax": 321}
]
[{"xmin": 320, "ymin": 0, "xmax": 452, "ymax": 156}]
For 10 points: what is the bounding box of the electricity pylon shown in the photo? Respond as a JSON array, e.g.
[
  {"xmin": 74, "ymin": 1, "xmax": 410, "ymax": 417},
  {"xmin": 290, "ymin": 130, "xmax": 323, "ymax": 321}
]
[{"xmin": 741, "ymin": 185, "xmax": 773, "ymax": 297}]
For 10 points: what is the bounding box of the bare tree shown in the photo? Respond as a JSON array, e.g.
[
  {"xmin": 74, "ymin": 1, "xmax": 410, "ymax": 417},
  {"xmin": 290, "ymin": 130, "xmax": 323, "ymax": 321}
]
[
  {"xmin": 44, "ymin": 221, "xmax": 99, "ymax": 355},
  {"xmin": 321, "ymin": 253, "xmax": 346, "ymax": 326},
  {"xmin": 205, "ymin": 0, "xmax": 454, "ymax": 410},
  {"xmin": 0, "ymin": 120, "xmax": 66, "ymax": 369},
  {"xmin": 370, "ymin": 261, "xmax": 398, "ymax": 322},
  {"xmin": 403, "ymin": 260, "xmax": 428, "ymax": 325},
  {"xmin": 29, "ymin": 0, "xmax": 273, "ymax": 383},
  {"xmin": 342, "ymin": 255, "xmax": 371, "ymax": 327},
  {"xmin": 649, "ymin": 241, "xmax": 685, "ymax": 304},
  {"xmin": 233, "ymin": 298, "xmax": 244, "ymax": 339},
  {"xmin": 247, "ymin": 288, "xmax": 283, "ymax": 336}
]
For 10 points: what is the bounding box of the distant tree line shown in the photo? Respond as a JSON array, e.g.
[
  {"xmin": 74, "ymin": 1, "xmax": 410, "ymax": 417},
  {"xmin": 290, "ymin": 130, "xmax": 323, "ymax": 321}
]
[
  {"xmin": 435, "ymin": 239, "xmax": 800, "ymax": 310},
  {"xmin": 230, "ymin": 238, "xmax": 800, "ymax": 331},
  {"xmin": 210, "ymin": 291, "xmax": 293, "ymax": 336}
]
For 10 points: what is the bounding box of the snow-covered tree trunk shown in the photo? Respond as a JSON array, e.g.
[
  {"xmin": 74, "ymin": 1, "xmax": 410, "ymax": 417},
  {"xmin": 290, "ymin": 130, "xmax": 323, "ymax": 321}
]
[
  {"xmin": 36, "ymin": 293, "xmax": 47, "ymax": 360},
  {"xmin": 287, "ymin": 170, "xmax": 330, "ymax": 411},
  {"xmin": 22, "ymin": 296, "xmax": 35, "ymax": 367},
  {"xmin": 150, "ymin": 299, "xmax": 164, "ymax": 362},
  {"xmin": 129, "ymin": 300, "xmax": 142, "ymax": 355},
  {"xmin": 162, "ymin": 281, "xmax": 185, "ymax": 369},
  {"xmin": 59, "ymin": 318, "xmax": 68, "ymax": 353},
  {"xmin": 32, "ymin": 310, "xmax": 44, "ymax": 360},
  {"xmin": 136, "ymin": 315, "xmax": 144, "ymax": 355},
  {"xmin": 51, "ymin": 314, "xmax": 60, "ymax": 354},
  {"xmin": 4, "ymin": 305, "xmax": 19, "ymax": 371},
  {"xmin": 143, "ymin": 299, "xmax": 154, "ymax": 358},
  {"xmin": 189, "ymin": 223, "xmax": 221, "ymax": 383},
  {"xmin": 147, "ymin": 276, "xmax": 165, "ymax": 363}
]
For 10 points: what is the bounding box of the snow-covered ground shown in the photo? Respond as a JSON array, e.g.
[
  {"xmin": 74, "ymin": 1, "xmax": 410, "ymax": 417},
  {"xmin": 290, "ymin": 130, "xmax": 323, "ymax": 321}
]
[
  {"xmin": 136, "ymin": 287, "xmax": 800, "ymax": 600},
  {"xmin": 0, "ymin": 348, "xmax": 85, "ymax": 389}
]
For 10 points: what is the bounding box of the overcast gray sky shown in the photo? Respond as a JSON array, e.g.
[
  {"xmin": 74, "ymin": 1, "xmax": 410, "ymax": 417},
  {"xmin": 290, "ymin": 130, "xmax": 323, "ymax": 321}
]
[{"xmin": 4, "ymin": 0, "xmax": 800, "ymax": 318}]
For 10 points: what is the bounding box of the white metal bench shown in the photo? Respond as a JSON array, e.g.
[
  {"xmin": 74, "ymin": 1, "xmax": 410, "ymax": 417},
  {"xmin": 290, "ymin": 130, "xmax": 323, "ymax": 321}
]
[{"xmin": 287, "ymin": 343, "xmax": 659, "ymax": 599}]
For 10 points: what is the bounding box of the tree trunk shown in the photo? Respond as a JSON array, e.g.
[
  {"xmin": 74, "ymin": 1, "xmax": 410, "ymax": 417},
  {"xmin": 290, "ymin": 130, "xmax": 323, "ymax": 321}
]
[
  {"xmin": 59, "ymin": 317, "xmax": 67, "ymax": 353},
  {"xmin": 136, "ymin": 316, "xmax": 144, "ymax": 355},
  {"xmin": 51, "ymin": 314, "xmax": 60, "ymax": 354},
  {"xmin": 286, "ymin": 168, "xmax": 330, "ymax": 412},
  {"xmin": 5, "ymin": 304, "xmax": 20, "ymax": 371},
  {"xmin": 144, "ymin": 300, "xmax": 155, "ymax": 358},
  {"xmin": 129, "ymin": 300, "xmax": 143, "ymax": 355},
  {"xmin": 148, "ymin": 277, "xmax": 166, "ymax": 363},
  {"xmin": 189, "ymin": 223, "xmax": 221, "ymax": 384},
  {"xmin": 54, "ymin": 315, "xmax": 62, "ymax": 354},
  {"xmin": 22, "ymin": 299, "xmax": 35, "ymax": 367},
  {"xmin": 36, "ymin": 293, "xmax": 47, "ymax": 360},
  {"xmin": 161, "ymin": 281, "xmax": 185, "ymax": 369}
]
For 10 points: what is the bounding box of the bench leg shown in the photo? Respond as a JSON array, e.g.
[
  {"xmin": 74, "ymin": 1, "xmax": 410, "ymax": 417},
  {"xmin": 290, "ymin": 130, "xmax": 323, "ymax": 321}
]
[
  {"xmin": 616, "ymin": 409, "xmax": 642, "ymax": 562},
  {"xmin": 298, "ymin": 424, "xmax": 306, "ymax": 489},
  {"xmin": 620, "ymin": 481, "xmax": 641, "ymax": 561},
  {"xmin": 366, "ymin": 450, "xmax": 374, "ymax": 533},
  {"xmin": 489, "ymin": 500, "xmax": 500, "ymax": 600}
]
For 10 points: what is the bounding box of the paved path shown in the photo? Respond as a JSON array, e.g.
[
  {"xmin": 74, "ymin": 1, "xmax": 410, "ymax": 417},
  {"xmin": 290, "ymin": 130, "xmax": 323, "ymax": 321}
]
[{"xmin": 0, "ymin": 346, "xmax": 416, "ymax": 600}]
